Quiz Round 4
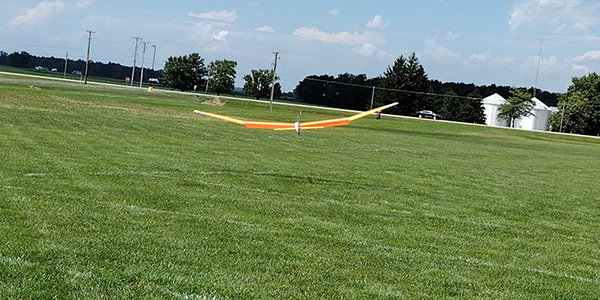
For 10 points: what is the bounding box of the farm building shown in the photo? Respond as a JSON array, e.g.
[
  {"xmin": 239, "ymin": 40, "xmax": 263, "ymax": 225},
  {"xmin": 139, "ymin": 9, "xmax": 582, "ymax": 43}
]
[
  {"xmin": 513, "ymin": 97, "xmax": 553, "ymax": 131},
  {"xmin": 482, "ymin": 93, "xmax": 510, "ymax": 127},
  {"xmin": 482, "ymin": 94, "xmax": 553, "ymax": 131}
]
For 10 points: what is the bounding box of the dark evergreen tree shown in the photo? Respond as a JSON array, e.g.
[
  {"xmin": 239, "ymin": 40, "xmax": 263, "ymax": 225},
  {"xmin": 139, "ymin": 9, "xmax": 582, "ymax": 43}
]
[
  {"xmin": 376, "ymin": 52, "xmax": 430, "ymax": 116},
  {"xmin": 460, "ymin": 89, "xmax": 486, "ymax": 124},
  {"xmin": 438, "ymin": 90, "xmax": 461, "ymax": 121}
]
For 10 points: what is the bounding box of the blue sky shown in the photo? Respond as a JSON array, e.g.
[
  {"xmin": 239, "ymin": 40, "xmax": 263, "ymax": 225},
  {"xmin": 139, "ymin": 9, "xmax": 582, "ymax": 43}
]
[{"xmin": 1, "ymin": 0, "xmax": 600, "ymax": 93}]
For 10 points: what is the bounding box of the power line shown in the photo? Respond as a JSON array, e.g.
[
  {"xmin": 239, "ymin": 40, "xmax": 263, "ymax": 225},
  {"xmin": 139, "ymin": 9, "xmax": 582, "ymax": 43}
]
[
  {"xmin": 0, "ymin": 41, "xmax": 80, "ymax": 51},
  {"xmin": 305, "ymin": 77, "xmax": 483, "ymax": 100}
]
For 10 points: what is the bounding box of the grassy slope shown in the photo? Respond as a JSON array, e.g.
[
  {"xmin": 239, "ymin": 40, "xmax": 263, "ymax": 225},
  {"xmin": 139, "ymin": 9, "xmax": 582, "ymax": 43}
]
[{"xmin": 1, "ymin": 78, "xmax": 600, "ymax": 299}]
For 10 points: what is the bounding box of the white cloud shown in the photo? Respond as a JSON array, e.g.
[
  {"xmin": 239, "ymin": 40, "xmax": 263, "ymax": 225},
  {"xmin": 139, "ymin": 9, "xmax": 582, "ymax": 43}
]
[
  {"xmin": 469, "ymin": 54, "xmax": 489, "ymax": 62},
  {"xmin": 189, "ymin": 23, "xmax": 231, "ymax": 53},
  {"xmin": 255, "ymin": 26, "xmax": 275, "ymax": 33},
  {"xmin": 189, "ymin": 10, "xmax": 238, "ymax": 23},
  {"xmin": 446, "ymin": 31, "xmax": 462, "ymax": 39},
  {"xmin": 366, "ymin": 15, "xmax": 390, "ymax": 29},
  {"xmin": 509, "ymin": 0, "xmax": 600, "ymax": 32},
  {"xmin": 212, "ymin": 30, "xmax": 228, "ymax": 41},
  {"xmin": 573, "ymin": 64, "xmax": 592, "ymax": 73},
  {"xmin": 9, "ymin": 1, "xmax": 68, "ymax": 26},
  {"xmin": 76, "ymin": 0, "xmax": 93, "ymax": 8},
  {"xmin": 378, "ymin": 50, "xmax": 396, "ymax": 61},
  {"xmin": 349, "ymin": 43, "xmax": 393, "ymax": 60},
  {"xmin": 293, "ymin": 27, "xmax": 385, "ymax": 46},
  {"xmin": 573, "ymin": 50, "xmax": 600, "ymax": 61},
  {"xmin": 352, "ymin": 43, "xmax": 378, "ymax": 57},
  {"xmin": 422, "ymin": 39, "xmax": 460, "ymax": 62},
  {"xmin": 328, "ymin": 9, "xmax": 340, "ymax": 17}
]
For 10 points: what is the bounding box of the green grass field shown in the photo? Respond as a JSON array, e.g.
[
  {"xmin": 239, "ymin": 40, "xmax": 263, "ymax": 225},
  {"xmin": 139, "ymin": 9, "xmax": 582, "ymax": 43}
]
[{"xmin": 1, "ymin": 75, "xmax": 600, "ymax": 299}]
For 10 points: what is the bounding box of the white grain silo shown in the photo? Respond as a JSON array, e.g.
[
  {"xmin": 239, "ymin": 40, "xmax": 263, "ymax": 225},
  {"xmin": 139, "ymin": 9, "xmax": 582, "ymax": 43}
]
[{"xmin": 482, "ymin": 93, "xmax": 510, "ymax": 127}]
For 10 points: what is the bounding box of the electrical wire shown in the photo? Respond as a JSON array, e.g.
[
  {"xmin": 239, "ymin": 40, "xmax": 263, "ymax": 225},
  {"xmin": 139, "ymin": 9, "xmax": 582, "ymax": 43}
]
[{"xmin": 305, "ymin": 77, "xmax": 483, "ymax": 100}]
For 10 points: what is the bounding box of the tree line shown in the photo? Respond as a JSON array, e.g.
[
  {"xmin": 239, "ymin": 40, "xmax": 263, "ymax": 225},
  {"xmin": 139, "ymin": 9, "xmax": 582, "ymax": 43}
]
[
  {"xmin": 294, "ymin": 53, "xmax": 559, "ymax": 124},
  {"xmin": 291, "ymin": 51, "xmax": 600, "ymax": 135},
  {"xmin": 0, "ymin": 51, "xmax": 160, "ymax": 82}
]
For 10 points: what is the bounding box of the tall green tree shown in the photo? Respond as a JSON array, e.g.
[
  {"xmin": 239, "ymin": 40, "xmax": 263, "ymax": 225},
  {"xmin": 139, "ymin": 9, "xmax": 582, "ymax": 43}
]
[
  {"xmin": 273, "ymin": 82, "xmax": 283, "ymax": 99},
  {"xmin": 0, "ymin": 51, "xmax": 8, "ymax": 65},
  {"xmin": 329, "ymin": 73, "xmax": 372, "ymax": 110},
  {"xmin": 7, "ymin": 51, "xmax": 30, "ymax": 68},
  {"xmin": 550, "ymin": 91, "xmax": 590, "ymax": 134},
  {"xmin": 428, "ymin": 89, "xmax": 485, "ymax": 123},
  {"xmin": 160, "ymin": 53, "xmax": 206, "ymax": 92},
  {"xmin": 556, "ymin": 72, "xmax": 600, "ymax": 135},
  {"xmin": 497, "ymin": 88, "xmax": 534, "ymax": 127},
  {"xmin": 458, "ymin": 89, "xmax": 486, "ymax": 124},
  {"xmin": 243, "ymin": 69, "xmax": 278, "ymax": 100},
  {"xmin": 376, "ymin": 52, "xmax": 430, "ymax": 116},
  {"xmin": 294, "ymin": 74, "xmax": 375, "ymax": 109},
  {"xmin": 437, "ymin": 90, "xmax": 461, "ymax": 120},
  {"xmin": 294, "ymin": 75, "xmax": 334, "ymax": 105},
  {"xmin": 208, "ymin": 59, "xmax": 237, "ymax": 95}
]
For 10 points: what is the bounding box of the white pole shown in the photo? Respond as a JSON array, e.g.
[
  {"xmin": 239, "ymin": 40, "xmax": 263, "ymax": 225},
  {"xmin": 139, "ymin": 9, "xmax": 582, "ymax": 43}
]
[
  {"xmin": 205, "ymin": 66, "xmax": 211, "ymax": 94},
  {"xmin": 63, "ymin": 52, "xmax": 68, "ymax": 79},
  {"xmin": 370, "ymin": 86, "xmax": 375, "ymax": 109},
  {"xmin": 534, "ymin": 39, "xmax": 543, "ymax": 98},
  {"xmin": 131, "ymin": 37, "xmax": 142, "ymax": 86},
  {"xmin": 151, "ymin": 45, "xmax": 156, "ymax": 70},
  {"xmin": 140, "ymin": 41, "xmax": 149, "ymax": 88}
]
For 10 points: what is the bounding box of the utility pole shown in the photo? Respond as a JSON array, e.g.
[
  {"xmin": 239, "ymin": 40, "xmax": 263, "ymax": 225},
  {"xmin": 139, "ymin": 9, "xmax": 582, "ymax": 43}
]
[
  {"xmin": 205, "ymin": 65, "xmax": 211, "ymax": 93},
  {"xmin": 559, "ymin": 101, "xmax": 566, "ymax": 133},
  {"xmin": 131, "ymin": 37, "xmax": 142, "ymax": 86},
  {"xmin": 151, "ymin": 45, "xmax": 157, "ymax": 70},
  {"xmin": 370, "ymin": 86, "xmax": 376, "ymax": 109},
  {"xmin": 63, "ymin": 52, "xmax": 68, "ymax": 79},
  {"xmin": 140, "ymin": 41, "xmax": 151, "ymax": 88},
  {"xmin": 269, "ymin": 51, "xmax": 279, "ymax": 112},
  {"xmin": 84, "ymin": 30, "xmax": 95, "ymax": 84}
]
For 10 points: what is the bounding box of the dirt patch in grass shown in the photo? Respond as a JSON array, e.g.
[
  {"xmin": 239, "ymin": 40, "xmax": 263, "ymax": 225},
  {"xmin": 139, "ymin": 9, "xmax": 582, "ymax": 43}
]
[{"xmin": 202, "ymin": 97, "xmax": 225, "ymax": 106}]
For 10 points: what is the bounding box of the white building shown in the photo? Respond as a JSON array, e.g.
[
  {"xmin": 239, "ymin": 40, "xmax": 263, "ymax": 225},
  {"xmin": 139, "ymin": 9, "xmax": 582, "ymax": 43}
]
[
  {"xmin": 514, "ymin": 97, "xmax": 552, "ymax": 131},
  {"xmin": 482, "ymin": 93, "xmax": 510, "ymax": 127}
]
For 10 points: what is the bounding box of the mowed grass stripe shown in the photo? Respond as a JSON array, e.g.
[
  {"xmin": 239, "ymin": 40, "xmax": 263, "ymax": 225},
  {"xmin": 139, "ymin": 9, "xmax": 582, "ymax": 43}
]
[{"xmin": 1, "ymin": 77, "xmax": 600, "ymax": 298}]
